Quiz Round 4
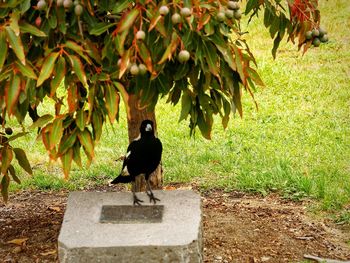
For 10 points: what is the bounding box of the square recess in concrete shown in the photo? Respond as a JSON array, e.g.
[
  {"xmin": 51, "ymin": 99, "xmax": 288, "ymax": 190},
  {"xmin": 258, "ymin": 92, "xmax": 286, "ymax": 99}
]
[
  {"xmin": 58, "ymin": 190, "xmax": 202, "ymax": 263},
  {"xmin": 99, "ymin": 205, "xmax": 164, "ymax": 224}
]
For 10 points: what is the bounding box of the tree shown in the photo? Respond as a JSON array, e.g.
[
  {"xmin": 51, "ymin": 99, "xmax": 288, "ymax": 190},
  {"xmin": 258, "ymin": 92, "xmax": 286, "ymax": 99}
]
[{"xmin": 0, "ymin": 0, "xmax": 325, "ymax": 201}]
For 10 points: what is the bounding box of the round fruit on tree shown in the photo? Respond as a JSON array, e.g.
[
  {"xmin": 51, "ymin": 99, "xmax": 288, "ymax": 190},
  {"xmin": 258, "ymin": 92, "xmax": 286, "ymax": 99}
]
[
  {"xmin": 305, "ymin": 31, "xmax": 313, "ymax": 40},
  {"xmin": 178, "ymin": 50, "xmax": 190, "ymax": 63},
  {"xmin": 225, "ymin": 9, "xmax": 234, "ymax": 19},
  {"xmin": 130, "ymin": 64, "xmax": 140, "ymax": 75},
  {"xmin": 74, "ymin": 4, "xmax": 83, "ymax": 16},
  {"xmin": 318, "ymin": 27, "xmax": 327, "ymax": 38},
  {"xmin": 159, "ymin": 5, "xmax": 169, "ymax": 16},
  {"xmin": 312, "ymin": 37, "xmax": 321, "ymax": 47},
  {"xmin": 63, "ymin": 0, "xmax": 73, "ymax": 8},
  {"xmin": 217, "ymin": 11, "xmax": 226, "ymax": 22},
  {"xmin": 172, "ymin": 13, "xmax": 181, "ymax": 24},
  {"xmin": 228, "ymin": 1, "xmax": 240, "ymax": 10},
  {"xmin": 312, "ymin": 29, "xmax": 320, "ymax": 37},
  {"xmin": 180, "ymin": 7, "xmax": 191, "ymax": 17},
  {"xmin": 37, "ymin": 0, "xmax": 47, "ymax": 10},
  {"xmin": 320, "ymin": 34, "xmax": 329, "ymax": 43},
  {"xmin": 234, "ymin": 10, "xmax": 242, "ymax": 20},
  {"xmin": 136, "ymin": 30, "xmax": 146, "ymax": 40},
  {"xmin": 138, "ymin": 64, "xmax": 147, "ymax": 75}
]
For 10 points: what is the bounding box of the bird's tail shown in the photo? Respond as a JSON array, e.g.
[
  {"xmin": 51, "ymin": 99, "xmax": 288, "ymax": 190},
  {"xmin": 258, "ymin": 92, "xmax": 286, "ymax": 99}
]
[{"xmin": 110, "ymin": 174, "xmax": 133, "ymax": 184}]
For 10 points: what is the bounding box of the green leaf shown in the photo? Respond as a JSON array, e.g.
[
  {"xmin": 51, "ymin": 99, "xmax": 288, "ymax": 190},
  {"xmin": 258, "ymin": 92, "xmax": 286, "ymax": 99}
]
[
  {"xmin": 58, "ymin": 132, "xmax": 77, "ymax": 155},
  {"xmin": 65, "ymin": 40, "xmax": 92, "ymax": 65},
  {"xmin": 0, "ymin": 30, "xmax": 8, "ymax": 71},
  {"xmin": 67, "ymin": 54, "xmax": 88, "ymax": 88},
  {"xmin": 50, "ymin": 56, "xmax": 66, "ymax": 96},
  {"xmin": 5, "ymin": 74, "xmax": 21, "ymax": 115},
  {"xmin": 8, "ymin": 165, "xmax": 21, "ymax": 184},
  {"xmin": 49, "ymin": 118, "xmax": 63, "ymax": 150},
  {"xmin": 13, "ymin": 148, "xmax": 32, "ymax": 175},
  {"xmin": 37, "ymin": 52, "xmax": 60, "ymax": 87},
  {"xmin": 1, "ymin": 174, "xmax": 10, "ymax": 203},
  {"xmin": 197, "ymin": 110, "xmax": 212, "ymax": 140},
  {"xmin": 232, "ymin": 45, "xmax": 245, "ymax": 85},
  {"xmin": 19, "ymin": 21, "xmax": 46, "ymax": 37},
  {"xmin": 15, "ymin": 61, "xmax": 37, "ymax": 79},
  {"xmin": 76, "ymin": 110, "xmax": 86, "ymax": 131},
  {"xmin": 117, "ymin": 9, "xmax": 139, "ymax": 33},
  {"xmin": 203, "ymin": 41, "xmax": 219, "ymax": 76},
  {"xmin": 179, "ymin": 91, "xmax": 192, "ymax": 122},
  {"xmin": 105, "ymin": 84, "xmax": 120, "ymax": 123},
  {"xmin": 246, "ymin": 67, "xmax": 264, "ymax": 86},
  {"xmin": 29, "ymin": 114, "xmax": 53, "ymax": 129},
  {"xmin": 92, "ymin": 111, "xmax": 102, "ymax": 142},
  {"xmin": 72, "ymin": 142, "xmax": 82, "ymax": 167},
  {"xmin": 60, "ymin": 148, "xmax": 73, "ymax": 179},
  {"xmin": 1, "ymin": 147, "xmax": 13, "ymax": 175},
  {"xmin": 112, "ymin": 0, "xmax": 130, "ymax": 14},
  {"xmin": 272, "ymin": 34, "xmax": 282, "ymax": 59},
  {"xmin": 8, "ymin": 132, "xmax": 29, "ymax": 142},
  {"xmin": 5, "ymin": 26, "xmax": 25, "ymax": 65},
  {"xmin": 89, "ymin": 22, "xmax": 117, "ymax": 36},
  {"xmin": 10, "ymin": 10, "xmax": 20, "ymax": 36},
  {"xmin": 77, "ymin": 129, "xmax": 94, "ymax": 158}
]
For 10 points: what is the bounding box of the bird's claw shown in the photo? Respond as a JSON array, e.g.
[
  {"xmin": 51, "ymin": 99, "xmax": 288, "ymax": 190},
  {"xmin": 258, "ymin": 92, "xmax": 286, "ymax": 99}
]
[
  {"xmin": 133, "ymin": 196, "xmax": 144, "ymax": 206},
  {"xmin": 147, "ymin": 192, "xmax": 160, "ymax": 204}
]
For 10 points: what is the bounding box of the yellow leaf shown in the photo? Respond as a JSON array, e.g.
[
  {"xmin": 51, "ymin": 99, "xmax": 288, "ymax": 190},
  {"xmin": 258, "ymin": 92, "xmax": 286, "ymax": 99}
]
[
  {"xmin": 7, "ymin": 238, "xmax": 28, "ymax": 246},
  {"xmin": 48, "ymin": 206, "xmax": 61, "ymax": 212},
  {"xmin": 40, "ymin": 249, "xmax": 57, "ymax": 256}
]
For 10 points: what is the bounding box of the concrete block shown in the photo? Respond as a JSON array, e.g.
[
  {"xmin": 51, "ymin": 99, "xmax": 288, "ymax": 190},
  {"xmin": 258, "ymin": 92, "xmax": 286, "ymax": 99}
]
[{"xmin": 58, "ymin": 190, "xmax": 202, "ymax": 263}]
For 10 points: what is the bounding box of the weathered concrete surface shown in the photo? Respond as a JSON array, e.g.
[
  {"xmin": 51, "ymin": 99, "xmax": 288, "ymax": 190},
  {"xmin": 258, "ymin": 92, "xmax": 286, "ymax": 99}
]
[{"xmin": 58, "ymin": 190, "xmax": 202, "ymax": 263}]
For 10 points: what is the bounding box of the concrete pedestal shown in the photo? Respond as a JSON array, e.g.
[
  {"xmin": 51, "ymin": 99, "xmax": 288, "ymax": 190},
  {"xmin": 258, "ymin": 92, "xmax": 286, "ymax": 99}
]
[{"xmin": 58, "ymin": 190, "xmax": 202, "ymax": 263}]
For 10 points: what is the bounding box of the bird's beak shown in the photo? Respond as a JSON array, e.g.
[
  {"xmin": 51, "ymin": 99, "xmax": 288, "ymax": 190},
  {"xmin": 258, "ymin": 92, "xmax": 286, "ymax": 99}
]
[{"xmin": 145, "ymin": 124, "xmax": 152, "ymax": 132}]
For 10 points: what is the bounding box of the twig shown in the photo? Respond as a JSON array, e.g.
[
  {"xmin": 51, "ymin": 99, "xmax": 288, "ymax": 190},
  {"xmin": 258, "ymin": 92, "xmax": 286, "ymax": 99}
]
[{"xmin": 304, "ymin": 254, "xmax": 350, "ymax": 263}]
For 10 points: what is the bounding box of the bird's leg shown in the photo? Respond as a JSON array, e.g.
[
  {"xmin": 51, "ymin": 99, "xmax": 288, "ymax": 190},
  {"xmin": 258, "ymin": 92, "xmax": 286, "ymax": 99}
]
[
  {"xmin": 146, "ymin": 180, "xmax": 160, "ymax": 204},
  {"xmin": 132, "ymin": 181, "xmax": 143, "ymax": 206}
]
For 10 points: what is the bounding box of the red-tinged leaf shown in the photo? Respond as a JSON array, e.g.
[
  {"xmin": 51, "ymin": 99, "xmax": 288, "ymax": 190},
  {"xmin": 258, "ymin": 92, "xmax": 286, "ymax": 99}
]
[
  {"xmin": 92, "ymin": 111, "xmax": 102, "ymax": 142},
  {"xmin": 65, "ymin": 40, "xmax": 92, "ymax": 65},
  {"xmin": 0, "ymin": 30, "xmax": 8, "ymax": 71},
  {"xmin": 15, "ymin": 61, "xmax": 37, "ymax": 79},
  {"xmin": 138, "ymin": 42, "xmax": 153, "ymax": 73},
  {"xmin": 13, "ymin": 148, "xmax": 32, "ymax": 175},
  {"xmin": 58, "ymin": 132, "xmax": 77, "ymax": 155},
  {"xmin": 158, "ymin": 32, "xmax": 179, "ymax": 65},
  {"xmin": 37, "ymin": 52, "xmax": 59, "ymax": 87},
  {"xmin": 5, "ymin": 26, "xmax": 25, "ymax": 65},
  {"xmin": 87, "ymin": 86, "xmax": 95, "ymax": 121},
  {"xmin": 1, "ymin": 146, "xmax": 13, "ymax": 175},
  {"xmin": 83, "ymin": 40, "xmax": 101, "ymax": 64},
  {"xmin": 50, "ymin": 56, "xmax": 66, "ymax": 97},
  {"xmin": 67, "ymin": 54, "xmax": 88, "ymax": 88},
  {"xmin": 8, "ymin": 165, "xmax": 21, "ymax": 184},
  {"xmin": 1, "ymin": 173, "xmax": 10, "ymax": 203},
  {"xmin": 76, "ymin": 110, "xmax": 86, "ymax": 131},
  {"xmin": 113, "ymin": 81, "xmax": 130, "ymax": 119},
  {"xmin": 118, "ymin": 48, "xmax": 131, "ymax": 79},
  {"xmin": 5, "ymin": 74, "xmax": 21, "ymax": 115},
  {"xmin": 114, "ymin": 29, "xmax": 128, "ymax": 56},
  {"xmin": 60, "ymin": 148, "xmax": 73, "ymax": 179},
  {"xmin": 41, "ymin": 125, "xmax": 52, "ymax": 151},
  {"xmin": 149, "ymin": 15, "xmax": 162, "ymax": 33},
  {"xmin": 116, "ymin": 9, "xmax": 139, "ymax": 33},
  {"xmin": 246, "ymin": 67, "xmax": 264, "ymax": 86},
  {"xmin": 72, "ymin": 142, "xmax": 82, "ymax": 167},
  {"xmin": 49, "ymin": 118, "xmax": 63, "ymax": 150},
  {"xmin": 77, "ymin": 129, "xmax": 94, "ymax": 158},
  {"xmin": 197, "ymin": 12, "xmax": 211, "ymax": 31},
  {"xmin": 105, "ymin": 84, "xmax": 120, "ymax": 123},
  {"xmin": 67, "ymin": 84, "xmax": 78, "ymax": 112},
  {"xmin": 29, "ymin": 114, "xmax": 53, "ymax": 129},
  {"xmin": 232, "ymin": 45, "xmax": 246, "ymax": 85}
]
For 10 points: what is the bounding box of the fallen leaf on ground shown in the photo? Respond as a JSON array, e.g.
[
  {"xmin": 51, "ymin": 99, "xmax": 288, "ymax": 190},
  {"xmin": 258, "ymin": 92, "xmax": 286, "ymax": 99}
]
[
  {"xmin": 7, "ymin": 238, "xmax": 28, "ymax": 246},
  {"xmin": 48, "ymin": 206, "xmax": 61, "ymax": 212},
  {"xmin": 40, "ymin": 249, "xmax": 57, "ymax": 256}
]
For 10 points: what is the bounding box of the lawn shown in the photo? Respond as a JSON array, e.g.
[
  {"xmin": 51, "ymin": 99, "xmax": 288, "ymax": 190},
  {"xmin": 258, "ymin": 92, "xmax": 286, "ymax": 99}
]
[{"xmin": 8, "ymin": 0, "xmax": 350, "ymax": 218}]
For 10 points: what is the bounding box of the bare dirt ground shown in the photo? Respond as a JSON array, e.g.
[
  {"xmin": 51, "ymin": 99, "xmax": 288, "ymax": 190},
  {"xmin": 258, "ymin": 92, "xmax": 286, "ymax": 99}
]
[{"xmin": 0, "ymin": 185, "xmax": 350, "ymax": 263}]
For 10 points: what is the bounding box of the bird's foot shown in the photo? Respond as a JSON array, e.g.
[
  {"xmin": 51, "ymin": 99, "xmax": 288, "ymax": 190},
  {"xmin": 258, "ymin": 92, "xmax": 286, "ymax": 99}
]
[
  {"xmin": 147, "ymin": 192, "xmax": 160, "ymax": 204},
  {"xmin": 133, "ymin": 195, "xmax": 144, "ymax": 206}
]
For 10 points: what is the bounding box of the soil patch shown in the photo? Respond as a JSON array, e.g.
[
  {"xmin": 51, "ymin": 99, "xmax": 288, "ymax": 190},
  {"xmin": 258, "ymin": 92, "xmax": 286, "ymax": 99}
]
[{"xmin": 1, "ymin": 185, "xmax": 349, "ymax": 262}]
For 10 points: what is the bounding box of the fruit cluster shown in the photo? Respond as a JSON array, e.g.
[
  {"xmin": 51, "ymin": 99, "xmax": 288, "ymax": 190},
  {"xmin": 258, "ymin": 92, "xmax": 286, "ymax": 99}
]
[
  {"xmin": 37, "ymin": 0, "xmax": 84, "ymax": 16},
  {"xmin": 217, "ymin": 0, "xmax": 242, "ymax": 21},
  {"xmin": 305, "ymin": 27, "xmax": 329, "ymax": 47}
]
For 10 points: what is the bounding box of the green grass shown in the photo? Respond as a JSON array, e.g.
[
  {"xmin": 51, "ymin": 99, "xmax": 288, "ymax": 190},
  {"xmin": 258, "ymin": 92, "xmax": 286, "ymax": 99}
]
[{"xmin": 7, "ymin": 0, "xmax": 350, "ymax": 216}]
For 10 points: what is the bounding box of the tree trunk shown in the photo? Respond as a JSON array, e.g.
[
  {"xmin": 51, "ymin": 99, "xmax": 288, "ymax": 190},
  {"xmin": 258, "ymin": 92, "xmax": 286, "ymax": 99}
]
[{"xmin": 126, "ymin": 93, "xmax": 163, "ymax": 192}]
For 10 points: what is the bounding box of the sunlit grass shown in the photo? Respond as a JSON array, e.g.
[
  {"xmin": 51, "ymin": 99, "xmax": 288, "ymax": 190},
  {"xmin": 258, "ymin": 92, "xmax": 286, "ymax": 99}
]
[{"xmin": 8, "ymin": 0, "xmax": 350, "ymax": 215}]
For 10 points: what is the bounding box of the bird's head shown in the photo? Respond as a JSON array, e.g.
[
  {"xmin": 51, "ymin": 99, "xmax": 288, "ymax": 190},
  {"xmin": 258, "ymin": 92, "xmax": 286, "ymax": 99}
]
[{"xmin": 140, "ymin": 119, "xmax": 154, "ymax": 136}]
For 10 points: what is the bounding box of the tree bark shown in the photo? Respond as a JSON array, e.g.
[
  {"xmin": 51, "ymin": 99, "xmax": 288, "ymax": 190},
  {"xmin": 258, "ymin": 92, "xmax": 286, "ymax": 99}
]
[{"xmin": 126, "ymin": 93, "xmax": 163, "ymax": 192}]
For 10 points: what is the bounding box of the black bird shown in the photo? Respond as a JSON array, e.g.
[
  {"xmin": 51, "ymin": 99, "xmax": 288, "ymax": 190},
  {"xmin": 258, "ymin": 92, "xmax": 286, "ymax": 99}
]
[{"xmin": 111, "ymin": 119, "xmax": 162, "ymax": 205}]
